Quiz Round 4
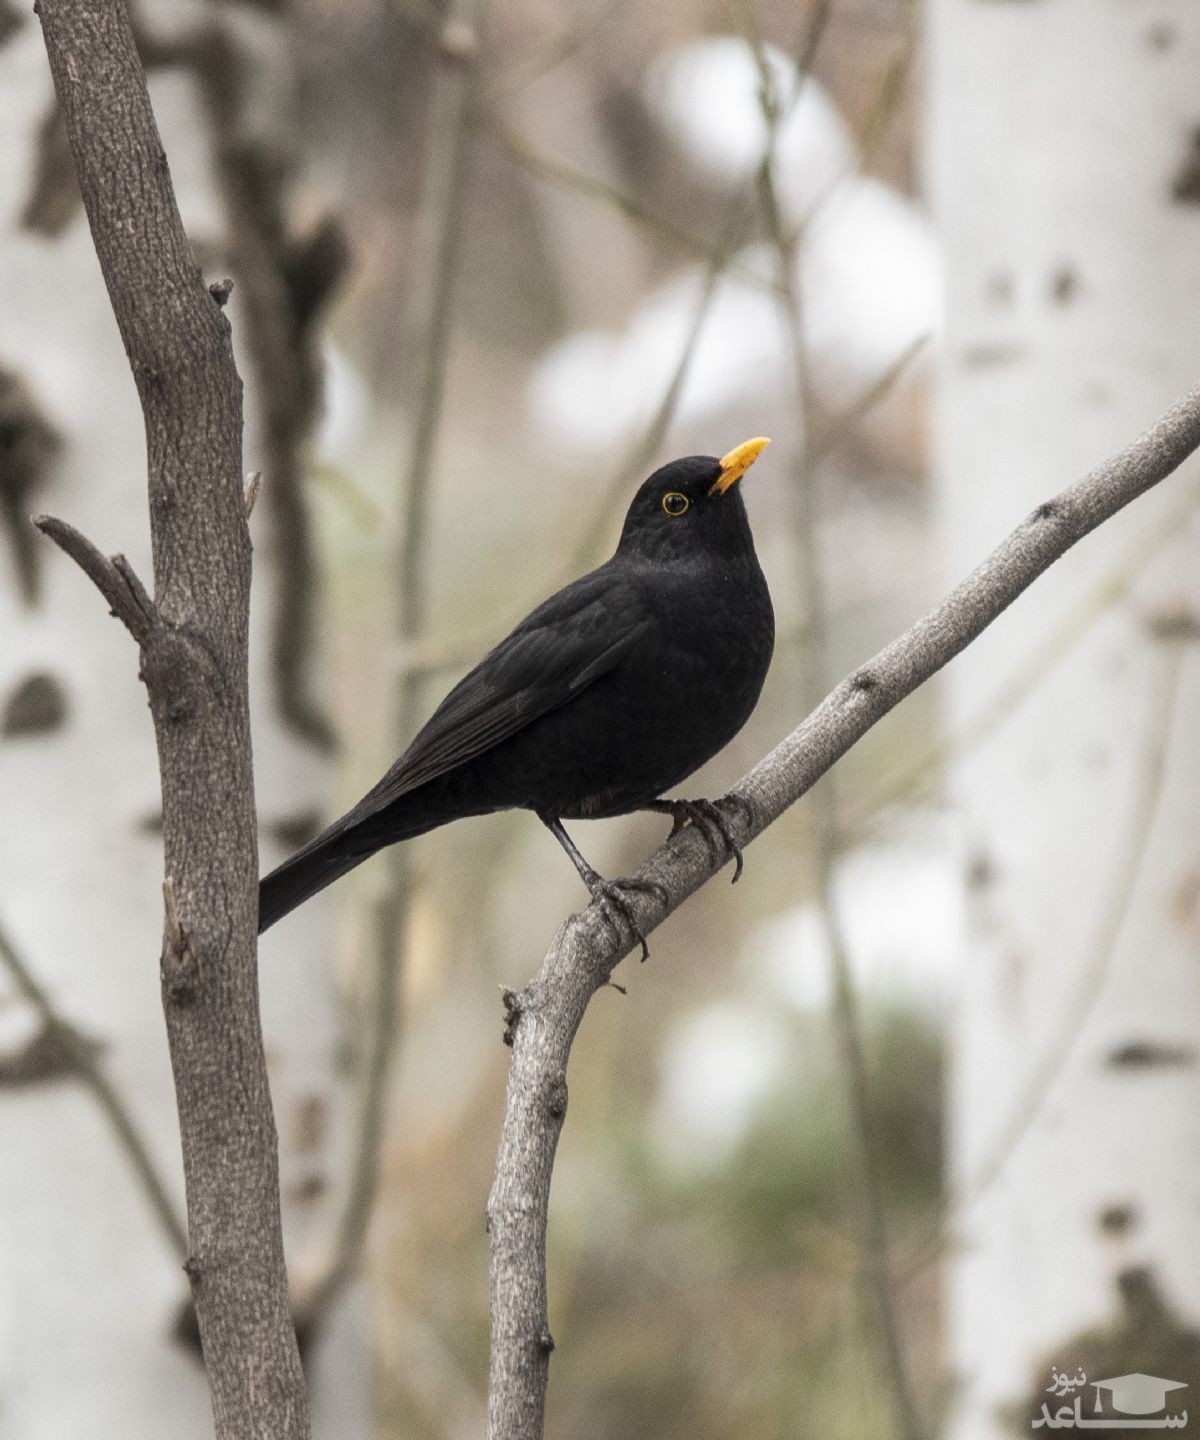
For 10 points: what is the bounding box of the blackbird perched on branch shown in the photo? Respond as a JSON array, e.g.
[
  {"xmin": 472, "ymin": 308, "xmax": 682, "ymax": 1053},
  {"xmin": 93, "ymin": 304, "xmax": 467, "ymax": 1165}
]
[{"xmin": 259, "ymin": 437, "xmax": 775, "ymax": 956}]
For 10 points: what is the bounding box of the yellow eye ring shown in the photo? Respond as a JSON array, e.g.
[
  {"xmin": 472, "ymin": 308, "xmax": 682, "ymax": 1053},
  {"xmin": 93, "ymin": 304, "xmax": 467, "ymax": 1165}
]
[{"xmin": 662, "ymin": 491, "xmax": 689, "ymax": 516}]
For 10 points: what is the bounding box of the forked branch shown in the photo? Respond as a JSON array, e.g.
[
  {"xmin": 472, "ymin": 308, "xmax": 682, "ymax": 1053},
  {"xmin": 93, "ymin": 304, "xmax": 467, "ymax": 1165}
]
[{"xmin": 33, "ymin": 515, "xmax": 157, "ymax": 643}]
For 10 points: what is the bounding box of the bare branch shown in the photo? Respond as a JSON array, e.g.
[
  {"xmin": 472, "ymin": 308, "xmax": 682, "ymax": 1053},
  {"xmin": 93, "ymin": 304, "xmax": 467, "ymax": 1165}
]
[
  {"xmin": 563, "ymin": 203, "xmax": 754, "ymax": 576},
  {"xmin": 171, "ymin": 10, "xmax": 347, "ymax": 751},
  {"xmin": 486, "ymin": 121, "xmax": 781, "ymax": 291},
  {"xmin": 485, "ymin": 381, "xmax": 1200, "ymax": 1439},
  {"xmin": 33, "ymin": 0, "xmax": 308, "ymax": 1435},
  {"xmin": 743, "ymin": 9, "xmax": 924, "ymax": 1433},
  {"xmin": 301, "ymin": 0, "xmax": 487, "ymax": 1335},
  {"xmin": 33, "ymin": 514, "xmax": 157, "ymax": 643},
  {"xmin": 486, "ymin": 0, "xmax": 626, "ymax": 100},
  {"xmin": 808, "ymin": 334, "xmax": 929, "ymax": 465},
  {"xmin": 856, "ymin": 1, "xmax": 918, "ymax": 175}
]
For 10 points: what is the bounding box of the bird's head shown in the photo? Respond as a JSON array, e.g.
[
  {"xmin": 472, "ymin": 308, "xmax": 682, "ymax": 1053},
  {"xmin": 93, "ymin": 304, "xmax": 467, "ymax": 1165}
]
[{"xmin": 616, "ymin": 438, "xmax": 770, "ymax": 564}]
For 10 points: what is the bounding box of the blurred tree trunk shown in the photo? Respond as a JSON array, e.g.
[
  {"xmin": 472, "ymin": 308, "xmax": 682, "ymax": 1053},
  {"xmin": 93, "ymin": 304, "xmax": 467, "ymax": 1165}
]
[
  {"xmin": 931, "ymin": 6, "xmax": 1200, "ymax": 1435},
  {"xmin": 0, "ymin": 26, "xmax": 366, "ymax": 1437}
]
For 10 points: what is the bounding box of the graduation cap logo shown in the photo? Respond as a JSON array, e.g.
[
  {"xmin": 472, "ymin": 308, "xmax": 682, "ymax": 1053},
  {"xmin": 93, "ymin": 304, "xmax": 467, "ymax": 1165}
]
[
  {"xmin": 1034, "ymin": 1370, "xmax": 1188, "ymax": 1428},
  {"xmin": 1093, "ymin": 1373, "xmax": 1187, "ymax": 1417}
]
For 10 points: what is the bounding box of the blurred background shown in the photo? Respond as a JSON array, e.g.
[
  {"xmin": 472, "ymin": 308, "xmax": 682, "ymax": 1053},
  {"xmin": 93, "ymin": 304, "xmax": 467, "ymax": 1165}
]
[{"xmin": 1, "ymin": 0, "xmax": 1199, "ymax": 1436}]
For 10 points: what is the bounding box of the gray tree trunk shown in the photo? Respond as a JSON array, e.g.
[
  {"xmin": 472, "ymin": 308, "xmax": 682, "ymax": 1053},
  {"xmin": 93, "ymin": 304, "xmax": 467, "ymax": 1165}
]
[{"xmin": 0, "ymin": 14, "xmax": 366, "ymax": 1436}]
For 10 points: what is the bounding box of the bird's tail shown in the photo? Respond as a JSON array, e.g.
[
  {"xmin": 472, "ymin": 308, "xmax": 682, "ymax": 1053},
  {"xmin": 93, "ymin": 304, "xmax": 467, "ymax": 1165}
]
[
  {"xmin": 258, "ymin": 795, "xmax": 451, "ymax": 934},
  {"xmin": 259, "ymin": 833, "xmax": 366, "ymax": 934}
]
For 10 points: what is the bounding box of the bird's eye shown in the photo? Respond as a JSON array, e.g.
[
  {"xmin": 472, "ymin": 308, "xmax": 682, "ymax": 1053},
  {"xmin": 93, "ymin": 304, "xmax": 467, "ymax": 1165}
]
[{"xmin": 662, "ymin": 491, "xmax": 689, "ymax": 516}]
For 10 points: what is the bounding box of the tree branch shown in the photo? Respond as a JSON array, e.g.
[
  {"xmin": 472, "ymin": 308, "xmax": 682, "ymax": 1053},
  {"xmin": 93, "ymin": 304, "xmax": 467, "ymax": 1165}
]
[
  {"xmin": 487, "ymin": 121, "xmax": 782, "ymax": 292},
  {"xmin": 172, "ymin": 10, "xmax": 348, "ymax": 750},
  {"xmin": 744, "ymin": 11, "xmax": 923, "ymax": 1433},
  {"xmin": 484, "ymin": 380, "xmax": 1200, "ymax": 1439},
  {"xmin": 32, "ymin": 515, "xmax": 158, "ymax": 643},
  {"xmin": 33, "ymin": 1, "xmax": 307, "ymax": 1435},
  {"xmin": 300, "ymin": 0, "xmax": 487, "ymax": 1335}
]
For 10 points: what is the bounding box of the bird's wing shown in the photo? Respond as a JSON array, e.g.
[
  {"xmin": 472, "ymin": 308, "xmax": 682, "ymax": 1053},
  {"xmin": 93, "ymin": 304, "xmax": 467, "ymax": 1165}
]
[{"xmin": 348, "ymin": 569, "xmax": 652, "ymax": 822}]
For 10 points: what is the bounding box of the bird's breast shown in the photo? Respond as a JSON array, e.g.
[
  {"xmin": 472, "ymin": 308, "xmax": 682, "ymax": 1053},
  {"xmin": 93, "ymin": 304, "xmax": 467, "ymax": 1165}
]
[{"xmin": 557, "ymin": 559, "xmax": 774, "ymax": 815}]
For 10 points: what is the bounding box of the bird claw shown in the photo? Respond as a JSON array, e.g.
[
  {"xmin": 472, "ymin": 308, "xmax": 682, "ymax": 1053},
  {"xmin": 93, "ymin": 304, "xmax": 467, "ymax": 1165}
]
[
  {"xmin": 587, "ymin": 875, "xmax": 666, "ymax": 961},
  {"xmin": 658, "ymin": 796, "xmax": 751, "ymax": 883}
]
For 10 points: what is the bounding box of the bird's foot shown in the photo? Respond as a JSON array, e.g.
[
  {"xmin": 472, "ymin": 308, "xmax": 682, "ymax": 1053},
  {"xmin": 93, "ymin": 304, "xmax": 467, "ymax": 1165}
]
[
  {"xmin": 584, "ymin": 874, "xmax": 667, "ymax": 962},
  {"xmin": 651, "ymin": 795, "xmax": 752, "ymax": 883},
  {"xmin": 538, "ymin": 811, "xmax": 666, "ymax": 959}
]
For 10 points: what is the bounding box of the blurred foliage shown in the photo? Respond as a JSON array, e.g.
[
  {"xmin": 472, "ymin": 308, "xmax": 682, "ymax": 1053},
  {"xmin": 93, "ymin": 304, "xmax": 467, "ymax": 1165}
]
[
  {"xmin": 710, "ymin": 1006, "xmax": 944, "ymax": 1250},
  {"xmin": 375, "ymin": 1001, "xmax": 943, "ymax": 1438}
]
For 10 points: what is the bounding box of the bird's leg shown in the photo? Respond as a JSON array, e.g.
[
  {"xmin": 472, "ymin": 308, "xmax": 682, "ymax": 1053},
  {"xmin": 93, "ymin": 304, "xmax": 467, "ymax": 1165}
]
[
  {"xmin": 640, "ymin": 795, "xmax": 753, "ymax": 883},
  {"xmin": 539, "ymin": 814, "xmax": 667, "ymax": 961}
]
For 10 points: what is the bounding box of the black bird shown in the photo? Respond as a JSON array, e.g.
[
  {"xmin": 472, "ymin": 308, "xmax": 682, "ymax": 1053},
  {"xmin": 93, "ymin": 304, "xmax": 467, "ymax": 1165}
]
[{"xmin": 259, "ymin": 438, "xmax": 775, "ymax": 955}]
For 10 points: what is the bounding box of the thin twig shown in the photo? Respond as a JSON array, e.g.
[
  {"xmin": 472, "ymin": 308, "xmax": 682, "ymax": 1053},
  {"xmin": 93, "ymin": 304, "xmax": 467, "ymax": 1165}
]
[
  {"xmin": 809, "ymin": 334, "xmax": 929, "ymax": 465},
  {"xmin": 0, "ymin": 914, "xmax": 188, "ymax": 1257},
  {"xmin": 855, "ymin": 3, "xmax": 917, "ymax": 175},
  {"xmin": 743, "ymin": 8, "xmax": 924, "ymax": 1435},
  {"xmin": 563, "ymin": 207, "xmax": 755, "ymax": 576},
  {"xmin": 486, "ymin": 0, "xmax": 628, "ymax": 101},
  {"xmin": 789, "ymin": 0, "xmax": 835, "ymax": 88},
  {"xmin": 162, "ymin": 7, "xmax": 347, "ymax": 750},
  {"xmin": 484, "ymin": 376, "xmax": 1200, "ymax": 1439},
  {"xmin": 438, "ymin": 23, "xmax": 885, "ymax": 646},
  {"xmin": 302, "ymin": 0, "xmax": 487, "ymax": 1329},
  {"xmin": 32, "ymin": 515, "xmax": 158, "ymax": 644},
  {"xmin": 781, "ymin": 6, "xmax": 920, "ymax": 251},
  {"xmin": 486, "ymin": 121, "xmax": 779, "ymax": 291}
]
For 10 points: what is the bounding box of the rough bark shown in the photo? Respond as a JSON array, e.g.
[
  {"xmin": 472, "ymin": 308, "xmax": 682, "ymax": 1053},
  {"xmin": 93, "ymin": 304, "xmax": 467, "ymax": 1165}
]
[
  {"xmin": 485, "ymin": 381, "xmax": 1200, "ymax": 1440},
  {"xmin": 32, "ymin": 2, "xmax": 307, "ymax": 1437}
]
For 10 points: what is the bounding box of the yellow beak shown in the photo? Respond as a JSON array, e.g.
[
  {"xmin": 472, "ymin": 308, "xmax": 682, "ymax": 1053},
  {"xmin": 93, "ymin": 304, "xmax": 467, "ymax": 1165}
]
[{"xmin": 710, "ymin": 436, "xmax": 770, "ymax": 495}]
